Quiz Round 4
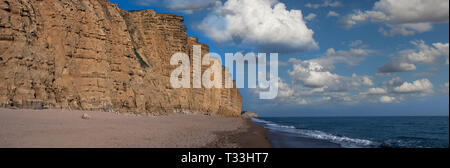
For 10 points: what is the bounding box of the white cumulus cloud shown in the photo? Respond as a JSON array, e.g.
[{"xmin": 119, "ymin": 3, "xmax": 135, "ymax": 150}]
[
  {"xmin": 402, "ymin": 41, "xmax": 449, "ymax": 64},
  {"xmin": 288, "ymin": 60, "xmax": 341, "ymax": 88},
  {"xmin": 305, "ymin": 13, "xmax": 317, "ymax": 21},
  {"xmin": 288, "ymin": 59, "xmax": 373, "ymax": 91},
  {"xmin": 252, "ymin": 77, "xmax": 294, "ymax": 99},
  {"xmin": 378, "ymin": 40, "xmax": 449, "ymax": 74},
  {"xmin": 198, "ymin": 0, "xmax": 318, "ymax": 53},
  {"xmin": 378, "ymin": 23, "xmax": 433, "ymax": 36},
  {"xmin": 305, "ymin": 0, "xmax": 342, "ymax": 9},
  {"xmin": 311, "ymin": 47, "xmax": 373, "ymax": 70},
  {"xmin": 380, "ymin": 96, "xmax": 396, "ymax": 103},
  {"xmin": 366, "ymin": 88, "xmax": 388, "ymax": 95},
  {"xmin": 393, "ymin": 79, "xmax": 434, "ymax": 94},
  {"xmin": 342, "ymin": 0, "xmax": 449, "ymax": 36},
  {"xmin": 327, "ymin": 11, "xmax": 340, "ymax": 17},
  {"xmin": 372, "ymin": 0, "xmax": 449, "ymax": 23}
]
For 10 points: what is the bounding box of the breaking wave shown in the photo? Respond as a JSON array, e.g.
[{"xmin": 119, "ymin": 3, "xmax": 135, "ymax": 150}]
[{"xmin": 251, "ymin": 118, "xmax": 378, "ymax": 148}]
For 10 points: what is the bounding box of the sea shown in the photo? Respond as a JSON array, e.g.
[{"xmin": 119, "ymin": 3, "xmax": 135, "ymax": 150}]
[{"xmin": 252, "ymin": 116, "xmax": 449, "ymax": 148}]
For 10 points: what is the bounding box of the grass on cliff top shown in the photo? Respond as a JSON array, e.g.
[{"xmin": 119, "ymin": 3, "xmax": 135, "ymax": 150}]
[{"xmin": 133, "ymin": 48, "xmax": 150, "ymax": 68}]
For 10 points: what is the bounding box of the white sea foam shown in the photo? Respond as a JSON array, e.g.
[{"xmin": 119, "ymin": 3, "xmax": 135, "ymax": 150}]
[{"xmin": 251, "ymin": 118, "xmax": 377, "ymax": 148}]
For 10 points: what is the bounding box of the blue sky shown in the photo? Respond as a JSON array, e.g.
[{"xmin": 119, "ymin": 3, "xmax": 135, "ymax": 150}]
[{"xmin": 110, "ymin": 0, "xmax": 449, "ymax": 116}]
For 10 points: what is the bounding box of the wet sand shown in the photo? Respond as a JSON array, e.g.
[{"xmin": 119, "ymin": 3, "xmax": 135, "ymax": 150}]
[
  {"xmin": 206, "ymin": 119, "xmax": 271, "ymax": 148},
  {"xmin": 267, "ymin": 130, "xmax": 342, "ymax": 148},
  {"xmin": 0, "ymin": 108, "xmax": 271, "ymax": 148}
]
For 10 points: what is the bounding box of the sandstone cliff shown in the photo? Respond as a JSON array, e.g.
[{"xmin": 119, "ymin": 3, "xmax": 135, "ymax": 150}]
[{"xmin": 0, "ymin": 0, "xmax": 242, "ymax": 117}]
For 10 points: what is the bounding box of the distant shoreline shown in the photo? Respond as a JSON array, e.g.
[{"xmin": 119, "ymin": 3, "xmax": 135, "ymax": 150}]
[{"xmin": 0, "ymin": 108, "xmax": 270, "ymax": 148}]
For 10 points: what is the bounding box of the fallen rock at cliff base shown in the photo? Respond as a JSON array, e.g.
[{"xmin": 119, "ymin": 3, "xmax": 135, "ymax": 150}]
[
  {"xmin": 242, "ymin": 111, "xmax": 258, "ymax": 119},
  {"xmin": 81, "ymin": 114, "xmax": 91, "ymax": 120}
]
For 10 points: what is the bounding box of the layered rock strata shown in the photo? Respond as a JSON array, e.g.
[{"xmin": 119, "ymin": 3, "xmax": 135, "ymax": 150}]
[{"xmin": 0, "ymin": 0, "xmax": 242, "ymax": 117}]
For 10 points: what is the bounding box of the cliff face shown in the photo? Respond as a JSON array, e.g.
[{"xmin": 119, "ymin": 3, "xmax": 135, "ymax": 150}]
[{"xmin": 0, "ymin": 0, "xmax": 242, "ymax": 117}]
